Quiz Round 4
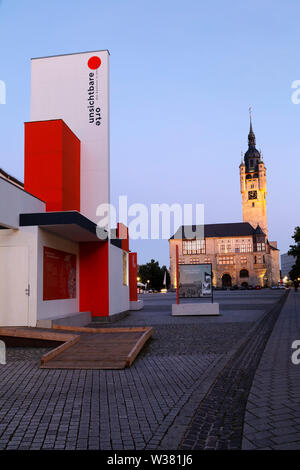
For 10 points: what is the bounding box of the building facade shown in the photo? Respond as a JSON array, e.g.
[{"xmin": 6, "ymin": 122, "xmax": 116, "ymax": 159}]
[
  {"xmin": 169, "ymin": 116, "xmax": 280, "ymax": 289},
  {"xmin": 0, "ymin": 51, "xmax": 142, "ymax": 328},
  {"xmin": 281, "ymin": 253, "xmax": 295, "ymax": 279}
]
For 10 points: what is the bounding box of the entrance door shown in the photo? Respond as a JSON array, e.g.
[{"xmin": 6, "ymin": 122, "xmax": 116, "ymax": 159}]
[
  {"xmin": 0, "ymin": 246, "xmax": 29, "ymax": 326},
  {"xmin": 222, "ymin": 273, "xmax": 232, "ymax": 288}
]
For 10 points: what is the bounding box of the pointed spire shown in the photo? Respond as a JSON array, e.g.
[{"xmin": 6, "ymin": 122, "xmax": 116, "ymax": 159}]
[
  {"xmin": 248, "ymin": 105, "xmax": 256, "ymax": 147},
  {"xmin": 259, "ymin": 148, "xmax": 263, "ymax": 160}
]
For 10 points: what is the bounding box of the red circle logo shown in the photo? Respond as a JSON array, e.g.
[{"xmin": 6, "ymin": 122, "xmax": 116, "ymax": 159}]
[{"xmin": 88, "ymin": 56, "xmax": 101, "ymax": 70}]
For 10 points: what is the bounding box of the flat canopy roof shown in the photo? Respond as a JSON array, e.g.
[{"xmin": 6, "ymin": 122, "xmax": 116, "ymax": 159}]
[{"xmin": 19, "ymin": 211, "xmax": 107, "ymax": 243}]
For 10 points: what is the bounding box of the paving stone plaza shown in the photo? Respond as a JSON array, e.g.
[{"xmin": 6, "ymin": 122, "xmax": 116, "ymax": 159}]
[{"xmin": 0, "ymin": 289, "xmax": 299, "ymax": 450}]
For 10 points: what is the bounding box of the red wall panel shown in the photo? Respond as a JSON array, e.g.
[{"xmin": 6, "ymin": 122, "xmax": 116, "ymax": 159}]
[
  {"xmin": 24, "ymin": 119, "xmax": 80, "ymax": 212},
  {"xmin": 43, "ymin": 247, "xmax": 76, "ymax": 301},
  {"xmin": 117, "ymin": 222, "xmax": 129, "ymax": 252},
  {"xmin": 79, "ymin": 241, "xmax": 109, "ymax": 317},
  {"xmin": 62, "ymin": 123, "xmax": 81, "ymax": 211},
  {"xmin": 129, "ymin": 252, "xmax": 138, "ymax": 302}
]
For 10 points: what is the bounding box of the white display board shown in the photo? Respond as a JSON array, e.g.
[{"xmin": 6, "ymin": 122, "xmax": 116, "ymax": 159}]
[
  {"xmin": 179, "ymin": 264, "xmax": 212, "ymax": 298},
  {"xmin": 30, "ymin": 50, "xmax": 110, "ymax": 223}
]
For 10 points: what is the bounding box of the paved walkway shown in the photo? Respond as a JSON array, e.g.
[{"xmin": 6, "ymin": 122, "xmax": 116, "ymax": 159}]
[
  {"xmin": 243, "ymin": 290, "xmax": 300, "ymax": 450},
  {"xmin": 0, "ymin": 352, "xmax": 220, "ymax": 450},
  {"xmin": 178, "ymin": 289, "xmax": 288, "ymax": 449},
  {"xmin": 0, "ymin": 290, "xmax": 288, "ymax": 450}
]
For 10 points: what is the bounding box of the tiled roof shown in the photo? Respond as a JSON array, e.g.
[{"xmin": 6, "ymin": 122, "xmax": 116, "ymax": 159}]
[{"xmin": 170, "ymin": 222, "xmax": 262, "ymax": 239}]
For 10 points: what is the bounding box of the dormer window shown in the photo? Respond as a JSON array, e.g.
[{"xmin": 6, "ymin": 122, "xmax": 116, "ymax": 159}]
[{"xmin": 257, "ymin": 242, "xmax": 265, "ymax": 252}]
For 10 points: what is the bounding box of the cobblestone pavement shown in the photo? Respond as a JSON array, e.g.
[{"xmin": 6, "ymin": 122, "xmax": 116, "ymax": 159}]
[
  {"xmin": 0, "ymin": 352, "xmax": 220, "ymax": 450},
  {"xmin": 179, "ymin": 290, "xmax": 288, "ymax": 450},
  {"xmin": 0, "ymin": 290, "xmax": 285, "ymax": 450},
  {"xmin": 242, "ymin": 290, "xmax": 300, "ymax": 450}
]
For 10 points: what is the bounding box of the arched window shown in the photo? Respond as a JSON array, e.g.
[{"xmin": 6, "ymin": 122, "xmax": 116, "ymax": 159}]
[
  {"xmin": 240, "ymin": 269, "xmax": 249, "ymax": 278},
  {"xmin": 222, "ymin": 274, "xmax": 232, "ymax": 287}
]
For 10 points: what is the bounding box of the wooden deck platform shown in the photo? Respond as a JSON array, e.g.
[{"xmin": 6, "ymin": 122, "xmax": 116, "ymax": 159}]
[{"xmin": 0, "ymin": 325, "xmax": 154, "ymax": 369}]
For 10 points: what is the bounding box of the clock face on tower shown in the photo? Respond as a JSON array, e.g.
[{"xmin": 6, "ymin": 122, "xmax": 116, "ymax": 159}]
[{"xmin": 248, "ymin": 190, "xmax": 257, "ymax": 200}]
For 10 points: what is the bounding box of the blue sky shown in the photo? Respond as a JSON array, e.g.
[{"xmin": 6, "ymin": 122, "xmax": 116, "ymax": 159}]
[{"xmin": 0, "ymin": 0, "xmax": 299, "ymax": 266}]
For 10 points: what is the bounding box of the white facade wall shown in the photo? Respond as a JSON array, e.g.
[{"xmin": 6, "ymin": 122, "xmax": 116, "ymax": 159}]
[
  {"xmin": 0, "ymin": 226, "xmax": 80, "ymax": 326},
  {"xmin": 0, "ymin": 227, "xmax": 39, "ymax": 326},
  {"xmin": 0, "ymin": 177, "xmax": 45, "ymax": 228},
  {"xmin": 109, "ymin": 244, "xmax": 129, "ymax": 316}
]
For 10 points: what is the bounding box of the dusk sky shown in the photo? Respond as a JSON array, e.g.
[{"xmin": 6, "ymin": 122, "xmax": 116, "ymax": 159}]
[{"xmin": 0, "ymin": 0, "xmax": 299, "ymax": 267}]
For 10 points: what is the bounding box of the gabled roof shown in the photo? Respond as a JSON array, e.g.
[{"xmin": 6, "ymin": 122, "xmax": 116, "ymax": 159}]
[
  {"xmin": 268, "ymin": 240, "xmax": 279, "ymax": 251},
  {"xmin": 254, "ymin": 224, "xmax": 264, "ymax": 234},
  {"xmin": 170, "ymin": 222, "xmax": 264, "ymax": 240}
]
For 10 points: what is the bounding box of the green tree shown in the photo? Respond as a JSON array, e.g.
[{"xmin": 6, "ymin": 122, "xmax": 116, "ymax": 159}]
[
  {"xmin": 138, "ymin": 259, "xmax": 170, "ymax": 291},
  {"xmin": 288, "ymin": 226, "xmax": 300, "ymax": 280}
]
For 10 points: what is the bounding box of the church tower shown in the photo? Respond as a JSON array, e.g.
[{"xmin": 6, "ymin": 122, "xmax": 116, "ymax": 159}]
[{"xmin": 240, "ymin": 110, "xmax": 268, "ymax": 238}]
